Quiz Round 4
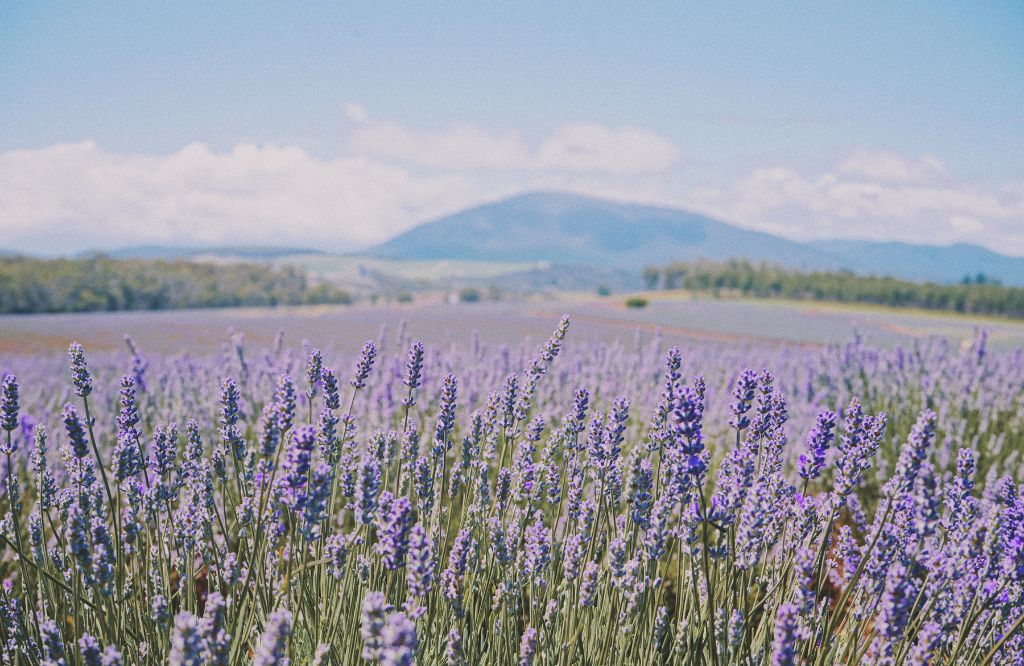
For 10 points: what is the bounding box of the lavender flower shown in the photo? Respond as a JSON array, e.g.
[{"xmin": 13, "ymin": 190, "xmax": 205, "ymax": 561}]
[
  {"xmin": 628, "ymin": 455, "xmax": 654, "ymax": 529},
  {"xmin": 519, "ymin": 627, "xmax": 538, "ymax": 666},
  {"xmin": 0, "ymin": 375, "xmax": 18, "ymax": 434},
  {"xmin": 653, "ymin": 606, "xmax": 669, "ymax": 647},
  {"xmin": 797, "ymin": 410, "xmax": 837, "ymax": 481},
  {"xmin": 301, "ymin": 462, "xmax": 333, "ymax": 540},
  {"xmin": 305, "ymin": 348, "xmax": 323, "ymax": 398},
  {"xmin": 562, "ymin": 534, "xmax": 585, "ymax": 580},
  {"xmin": 253, "ymin": 608, "xmax": 291, "ymax": 666},
  {"xmin": 833, "ymin": 403, "xmax": 887, "ymax": 504},
  {"xmin": 152, "ymin": 424, "xmax": 177, "ymax": 478},
  {"xmin": 488, "ymin": 516, "xmax": 514, "ymax": 566},
  {"xmin": 219, "ymin": 378, "xmax": 244, "ymax": 461},
  {"xmin": 326, "ymin": 532, "xmax": 351, "ymax": 579},
  {"xmin": 406, "ymin": 523, "xmax": 434, "ymax": 597},
  {"xmin": 671, "ymin": 387, "xmax": 706, "ymax": 483},
  {"xmin": 888, "ymin": 409, "xmax": 937, "ymax": 497},
  {"xmin": 433, "ymin": 373, "xmax": 458, "ymax": 454},
  {"xmin": 40, "ymin": 619, "xmax": 67, "ymax": 666},
  {"xmin": 375, "ymin": 493, "xmax": 413, "ymax": 569},
  {"xmin": 441, "ymin": 529, "xmax": 473, "ymax": 616},
  {"xmin": 68, "ymin": 342, "xmax": 92, "ymax": 397},
  {"xmin": 771, "ymin": 603, "xmax": 800, "ymax": 666},
  {"xmin": 606, "ymin": 397, "xmax": 629, "ymax": 463},
  {"xmin": 280, "ymin": 426, "xmax": 315, "ymax": 509},
  {"xmin": 78, "ymin": 634, "xmax": 102, "ymax": 666},
  {"xmin": 259, "ymin": 403, "xmax": 281, "ymax": 458},
  {"xmin": 316, "ymin": 404, "xmax": 339, "ymax": 459},
  {"xmin": 568, "ymin": 386, "xmax": 590, "ymax": 436},
  {"xmin": 360, "ymin": 592, "xmax": 393, "ymax": 660},
  {"xmin": 169, "ymin": 612, "xmax": 203, "ymax": 666},
  {"xmin": 579, "ymin": 561, "xmax": 600, "ymax": 607},
  {"xmin": 729, "ymin": 369, "xmax": 758, "ymax": 431},
  {"xmin": 413, "ymin": 455, "xmax": 434, "ymax": 514},
  {"xmin": 403, "ymin": 341, "xmax": 425, "ymax": 403},
  {"xmin": 114, "ymin": 432, "xmax": 142, "ymax": 482},
  {"xmin": 523, "ymin": 511, "xmax": 551, "ymax": 580},
  {"xmin": 201, "ymin": 591, "xmax": 230, "ymax": 665},
  {"xmin": 31, "ymin": 426, "xmax": 56, "ymax": 510},
  {"xmin": 274, "ymin": 375, "xmax": 297, "ymax": 434},
  {"xmin": 321, "ymin": 368, "xmax": 340, "ymax": 410},
  {"xmin": 380, "ymin": 612, "xmax": 417, "ymax": 666},
  {"xmin": 151, "ymin": 594, "xmax": 169, "ymax": 625},
  {"xmin": 62, "ymin": 403, "xmax": 89, "ymax": 459},
  {"xmin": 351, "ymin": 341, "xmax": 377, "ymax": 389},
  {"xmin": 124, "ymin": 334, "xmax": 148, "ymax": 391},
  {"xmin": 354, "ymin": 455, "xmax": 382, "ymax": 525},
  {"xmin": 709, "ymin": 444, "xmax": 755, "ymax": 526},
  {"xmin": 184, "ymin": 419, "xmax": 203, "ymax": 463},
  {"xmin": 102, "ymin": 646, "xmax": 123, "ymax": 666},
  {"xmin": 446, "ymin": 628, "xmax": 464, "ymax": 666},
  {"xmin": 875, "ymin": 562, "xmax": 918, "ymax": 660}
]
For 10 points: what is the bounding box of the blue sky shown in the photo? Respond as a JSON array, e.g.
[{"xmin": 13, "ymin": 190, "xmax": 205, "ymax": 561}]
[{"xmin": 1, "ymin": 2, "xmax": 1022, "ymax": 254}]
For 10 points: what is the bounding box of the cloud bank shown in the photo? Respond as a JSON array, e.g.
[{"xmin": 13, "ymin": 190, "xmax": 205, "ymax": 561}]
[
  {"xmin": 343, "ymin": 104, "xmax": 681, "ymax": 174},
  {"xmin": 1, "ymin": 108, "xmax": 1021, "ymax": 256},
  {"xmin": 687, "ymin": 149, "xmax": 1024, "ymax": 253},
  {"xmin": 0, "ymin": 140, "xmax": 477, "ymax": 254}
]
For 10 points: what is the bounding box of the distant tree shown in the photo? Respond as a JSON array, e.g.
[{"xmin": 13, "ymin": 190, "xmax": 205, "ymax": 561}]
[
  {"xmin": 663, "ymin": 266, "xmax": 686, "ymax": 290},
  {"xmin": 642, "ymin": 266, "xmax": 661, "ymax": 290},
  {"xmin": 459, "ymin": 287, "xmax": 481, "ymax": 303},
  {"xmin": 645, "ymin": 259, "xmax": 1024, "ymax": 319},
  {"xmin": 0, "ymin": 255, "xmax": 351, "ymax": 314}
]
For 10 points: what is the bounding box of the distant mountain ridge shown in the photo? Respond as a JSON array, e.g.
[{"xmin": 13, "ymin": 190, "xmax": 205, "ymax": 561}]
[
  {"xmin": 368, "ymin": 191, "xmax": 1024, "ymax": 286},
  {"xmin": 78, "ymin": 245, "xmax": 324, "ymax": 261},
  {"xmin": 806, "ymin": 240, "xmax": 1024, "ymax": 286}
]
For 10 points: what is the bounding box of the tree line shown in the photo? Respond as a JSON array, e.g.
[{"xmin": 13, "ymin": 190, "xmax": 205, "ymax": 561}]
[
  {"xmin": 642, "ymin": 259, "xmax": 1024, "ymax": 319},
  {"xmin": 0, "ymin": 255, "xmax": 352, "ymax": 314}
]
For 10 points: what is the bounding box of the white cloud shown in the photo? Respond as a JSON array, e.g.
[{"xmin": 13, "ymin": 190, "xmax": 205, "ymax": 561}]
[
  {"xmin": 0, "ymin": 127, "xmax": 1020, "ymax": 258},
  {"xmin": 834, "ymin": 148, "xmax": 949, "ymax": 185},
  {"xmin": 685, "ymin": 151, "xmax": 1024, "ymax": 255},
  {"xmin": 536, "ymin": 124, "xmax": 680, "ymax": 174},
  {"xmin": 344, "ymin": 106, "xmax": 680, "ymax": 174},
  {"xmin": 0, "ymin": 140, "xmax": 479, "ymax": 254},
  {"xmin": 346, "ymin": 117, "xmax": 529, "ymax": 171}
]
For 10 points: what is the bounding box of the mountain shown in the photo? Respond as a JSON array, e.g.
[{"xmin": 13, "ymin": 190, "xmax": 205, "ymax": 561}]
[
  {"xmin": 807, "ymin": 240, "xmax": 1024, "ymax": 286},
  {"xmin": 370, "ymin": 191, "xmax": 839, "ymax": 270},
  {"xmin": 81, "ymin": 245, "xmax": 323, "ymax": 261},
  {"xmin": 369, "ymin": 191, "xmax": 1024, "ymax": 285}
]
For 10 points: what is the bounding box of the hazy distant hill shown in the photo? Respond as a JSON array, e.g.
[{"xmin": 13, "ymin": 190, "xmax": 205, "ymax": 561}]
[
  {"xmin": 369, "ymin": 191, "xmax": 1024, "ymax": 286},
  {"xmin": 84, "ymin": 245, "xmax": 324, "ymax": 261},
  {"xmin": 370, "ymin": 191, "xmax": 837, "ymax": 270},
  {"xmin": 807, "ymin": 240, "xmax": 1024, "ymax": 286}
]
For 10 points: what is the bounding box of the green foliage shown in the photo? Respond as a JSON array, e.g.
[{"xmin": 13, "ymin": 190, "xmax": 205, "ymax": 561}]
[
  {"xmin": 642, "ymin": 266, "xmax": 661, "ymax": 290},
  {"xmin": 647, "ymin": 259, "xmax": 1024, "ymax": 318},
  {"xmin": 458, "ymin": 287, "xmax": 481, "ymax": 303},
  {"xmin": 625, "ymin": 296, "xmax": 648, "ymax": 308},
  {"xmin": 0, "ymin": 255, "xmax": 352, "ymax": 314}
]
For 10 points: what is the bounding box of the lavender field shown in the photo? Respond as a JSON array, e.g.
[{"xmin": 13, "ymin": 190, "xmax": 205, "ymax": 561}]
[
  {"xmin": 0, "ymin": 307, "xmax": 1022, "ymax": 665},
  {"xmin": 4, "ymin": 299, "xmax": 1024, "ymax": 357}
]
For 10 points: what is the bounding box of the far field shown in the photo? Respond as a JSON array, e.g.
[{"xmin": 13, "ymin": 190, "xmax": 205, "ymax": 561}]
[{"xmin": 1, "ymin": 295, "xmax": 1021, "ymax": 357}]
